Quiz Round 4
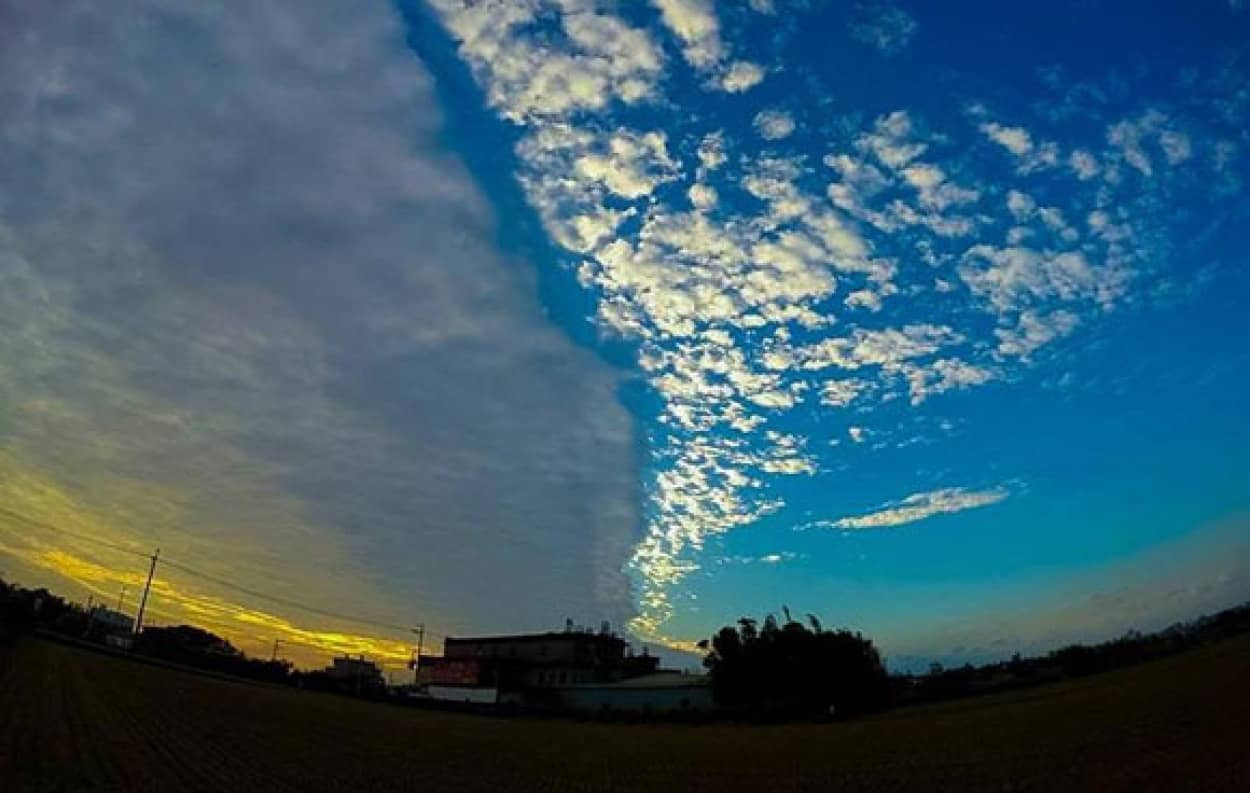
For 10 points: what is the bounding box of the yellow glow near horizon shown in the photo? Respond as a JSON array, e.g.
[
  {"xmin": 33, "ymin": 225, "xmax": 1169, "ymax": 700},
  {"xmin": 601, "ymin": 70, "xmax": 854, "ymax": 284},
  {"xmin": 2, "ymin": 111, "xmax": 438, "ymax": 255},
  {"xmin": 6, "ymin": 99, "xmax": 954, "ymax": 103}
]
[
  {"xmin": 0, "ymin": 453, "xmax": 421, "ymax": 673},
  {"xmin": 1, "ymin": 538, "xmax": 415, "ymax": 671}
]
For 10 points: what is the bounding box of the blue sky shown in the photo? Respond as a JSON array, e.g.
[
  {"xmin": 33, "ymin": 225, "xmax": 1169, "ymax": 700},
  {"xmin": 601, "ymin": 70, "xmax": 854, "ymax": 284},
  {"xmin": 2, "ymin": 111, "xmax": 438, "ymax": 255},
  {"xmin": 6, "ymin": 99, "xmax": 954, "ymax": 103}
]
[{"xmin": 1, "ymin": 0, "xmax": 1248, "ymax": 670}]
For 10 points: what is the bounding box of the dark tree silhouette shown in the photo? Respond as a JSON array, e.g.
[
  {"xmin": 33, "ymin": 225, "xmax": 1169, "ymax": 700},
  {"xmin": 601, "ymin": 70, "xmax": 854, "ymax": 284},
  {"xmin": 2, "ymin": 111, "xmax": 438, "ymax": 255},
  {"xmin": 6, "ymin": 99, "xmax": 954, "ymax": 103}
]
[
  {"xmin": 699, "ymin": 611, "xmax": 888, "ymax": 718},
  {"xmin": 136, "ymin": 625, "xmax": 292, "ymax": 683}
]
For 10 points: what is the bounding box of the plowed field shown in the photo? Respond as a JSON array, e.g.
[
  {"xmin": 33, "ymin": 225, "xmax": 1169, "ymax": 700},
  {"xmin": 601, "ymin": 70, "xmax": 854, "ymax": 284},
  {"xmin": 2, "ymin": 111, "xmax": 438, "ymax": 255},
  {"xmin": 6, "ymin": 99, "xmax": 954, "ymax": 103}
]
[{"xmin": 3, "ymin": 634, "xmax": 1247, "ymax": 792}]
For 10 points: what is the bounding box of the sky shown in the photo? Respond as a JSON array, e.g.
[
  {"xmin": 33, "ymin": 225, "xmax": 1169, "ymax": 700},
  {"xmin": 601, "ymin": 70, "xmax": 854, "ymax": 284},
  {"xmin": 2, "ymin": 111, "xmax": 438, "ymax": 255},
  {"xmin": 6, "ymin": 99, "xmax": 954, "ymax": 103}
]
[{"xmin": 1, "ymin": 0, "xmax": 1248, "ymax": 672}]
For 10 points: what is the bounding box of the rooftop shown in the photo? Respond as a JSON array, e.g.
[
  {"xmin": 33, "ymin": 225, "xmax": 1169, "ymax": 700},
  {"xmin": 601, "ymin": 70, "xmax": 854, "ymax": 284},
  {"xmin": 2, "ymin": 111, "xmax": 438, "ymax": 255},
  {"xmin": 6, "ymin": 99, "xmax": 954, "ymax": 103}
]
[{"xmin": 444, "ymin": 631, "xmax": 626, "ymax": 646}]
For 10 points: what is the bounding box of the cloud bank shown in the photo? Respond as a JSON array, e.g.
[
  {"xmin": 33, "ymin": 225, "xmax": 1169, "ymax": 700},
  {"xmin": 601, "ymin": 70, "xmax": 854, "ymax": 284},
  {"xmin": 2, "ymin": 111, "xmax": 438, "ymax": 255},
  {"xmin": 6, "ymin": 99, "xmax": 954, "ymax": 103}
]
[{"xmin": 0, "ymin": 0, "xmax": 640, "ymax": 653}]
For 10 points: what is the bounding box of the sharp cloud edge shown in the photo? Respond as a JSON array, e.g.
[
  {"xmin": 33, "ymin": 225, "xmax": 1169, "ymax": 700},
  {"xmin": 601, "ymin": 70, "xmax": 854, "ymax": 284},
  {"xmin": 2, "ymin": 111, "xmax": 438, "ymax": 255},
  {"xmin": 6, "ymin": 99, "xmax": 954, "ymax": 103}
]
[{"xmin": 425, "ymin": 1, "xmax": 1242, "ymax": 645}]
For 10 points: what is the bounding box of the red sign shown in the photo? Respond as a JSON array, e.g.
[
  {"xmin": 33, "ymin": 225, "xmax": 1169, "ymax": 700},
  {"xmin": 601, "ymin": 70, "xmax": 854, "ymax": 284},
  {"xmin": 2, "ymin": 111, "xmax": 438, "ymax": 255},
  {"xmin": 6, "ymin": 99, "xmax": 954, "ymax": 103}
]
[{"xmin": 430, "ymin": 659, "xmax": 481, "ymax": 686}]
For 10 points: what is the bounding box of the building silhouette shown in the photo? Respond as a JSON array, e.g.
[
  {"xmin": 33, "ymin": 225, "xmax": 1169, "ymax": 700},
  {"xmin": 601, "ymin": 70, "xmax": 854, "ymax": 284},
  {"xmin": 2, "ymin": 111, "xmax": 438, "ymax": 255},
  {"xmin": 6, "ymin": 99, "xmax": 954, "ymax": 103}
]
[{"xmin": 414, "ymin": 624, "xmax": 717, "ymax": 711}]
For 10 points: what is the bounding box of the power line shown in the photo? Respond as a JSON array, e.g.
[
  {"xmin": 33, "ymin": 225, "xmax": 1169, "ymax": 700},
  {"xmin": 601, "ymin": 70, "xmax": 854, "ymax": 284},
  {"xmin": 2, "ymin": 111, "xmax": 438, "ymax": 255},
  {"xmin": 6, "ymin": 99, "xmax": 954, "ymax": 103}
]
[
  {"xmin": 0, "ymin": 504, "xmax": 443, "ymax": 642},
  {"xmin": 0, "ymin": 505, "xmax": 152, "ymax": 559},
  {"xmin": 159, "ymin": 557, "xmax": 433, "ymax": 637}
]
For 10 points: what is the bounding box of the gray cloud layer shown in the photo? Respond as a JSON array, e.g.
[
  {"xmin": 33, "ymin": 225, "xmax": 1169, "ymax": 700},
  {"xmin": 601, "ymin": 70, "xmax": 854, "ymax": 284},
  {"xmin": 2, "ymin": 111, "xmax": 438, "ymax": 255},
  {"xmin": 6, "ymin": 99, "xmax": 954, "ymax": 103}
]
[{"xmin": 0, "ymin": 0, "xmax": 640, "ymax": 638}]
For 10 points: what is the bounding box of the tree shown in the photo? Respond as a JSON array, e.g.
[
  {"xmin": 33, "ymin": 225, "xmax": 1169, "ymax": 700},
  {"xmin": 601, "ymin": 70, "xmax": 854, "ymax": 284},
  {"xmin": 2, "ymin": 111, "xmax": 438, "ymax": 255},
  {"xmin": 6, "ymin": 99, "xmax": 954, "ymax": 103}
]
[
  {"xmin": 699, "ymin": 612, "xmax": 888, "ymax": 718},
  {"xmin": 137, "ymin": 625, "xmax": 241, "ymax": 662}
]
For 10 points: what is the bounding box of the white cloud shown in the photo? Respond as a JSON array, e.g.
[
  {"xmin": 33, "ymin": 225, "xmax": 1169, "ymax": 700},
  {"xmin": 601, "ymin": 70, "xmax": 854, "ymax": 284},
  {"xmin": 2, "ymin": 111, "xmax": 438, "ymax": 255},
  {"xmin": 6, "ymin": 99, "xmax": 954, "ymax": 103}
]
[
  {"xmin": 651, "ymin": 0, "xmax": 724, "ymax": 70},
  {"xmin": 960, "ymin": 245, "xmax": 1127, "ymax": 314},
  {"xmin": 416, "ymin": 6, "xmax": 1238, "ymax": 647},
  {"xmin": 858, "ymin": 111, "xmax": 928, "ymax": 168},
  {"xmin": 754, "ymin": 109, "xmax": 797, "ymax": 140},
  {"xmin": 688, "ymin": 183, "xmax": 718, "ymax": 210},
  {"xmin": 995, "ymin": 310, "xmax": 1081, "ymax": 358},
  {"xmin": 980, "ymin": 122, "xmax": 1034, "ymax": 157},
  {"xmin": 716, "ymin": 550, "xmax": 805, "ymax": 566},
  {"xmin": 1036, "ymin": 206, "xmax": 1079, "ymax": 242},
  {"xmin": 720, "ymin": 60, "xmax": 766, "ymax": 93},
  {"xmin": 903, "ymin": 163, "xmax": 980, "ymax": 210},
  {"xmin": 574, "ymin": 129, "xmax": 679, "ymax": 199},
  {"xmin": 844, "ymin": 288, "xmax": 884, "ymax": 312},
  {"xmin": 1159, "ymin": 129, "xmax": 1192, "ymax": 164},
  {"xmin": 1106, "ymin": 110, "xmax": 1191, "ymax": 177},
  {"xmin": 849, "ymin": 2, "xmax": 919, "ymax": 56},
  {"xmin": 821, "ymin": 379, "xmax": 866, "ymax": 407},
  {"xmin": 798, "ymin": 324, "xmax": 964, "ymax": 373},
  {"xmin": 1069, "ymin": 149, "xmax": 1100, "ymax": 180},
  {"xmin": 905, "ymin": 359, "xmax": 995, "ymax": 405},
  {"xmin": 1108, "ymin": 115, "xmax": 1157, "ymax": 176},
  {"xmin": 827, "ymin": 487, "xmax": 1009, "ymax": 530},
  {"xmin": 832, "ymin": 112, "xmax": 983, "ymax": 240},
  {"xmin": 1006, "ymin": 190, "xmax": 1036, "ymax": 220},
  {"xmin": 429, "ymin": 1, "xmax": 664, "ymax": 121},
  {"xmin": 566, "ymin": 206, "xmax": 636, "ymax": 253},
  {"xmin": 696, "ymin": 132, "xmax": 728, "ymax": 171},
  {"xmin": 1, "ymin": 0, "xmax": 642, "ymax": 639},
  {"xmin": 902, "ymin": 163, "xmax": 944, "ymax": 190}
]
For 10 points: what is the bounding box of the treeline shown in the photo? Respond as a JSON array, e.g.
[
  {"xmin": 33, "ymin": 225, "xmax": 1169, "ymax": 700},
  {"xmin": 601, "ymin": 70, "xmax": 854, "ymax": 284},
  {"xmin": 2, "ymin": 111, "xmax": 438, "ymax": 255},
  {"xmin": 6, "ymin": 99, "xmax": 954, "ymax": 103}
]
[
  {"xmin": 134, "ymin": 624, "xmax": 388, "ymax": 695},
  {"xmin": 701, "ymin": 601, "xmax": 1250, "ymax": 718},
  {"xmin": 895, "ymin": 602, "xmax": 1250, "ymax": 706},
  {"xmin": 130, "ymin": 624, "xmax": 295, "ymax": 684},
  {"xmin": 0, "ymin": 578, "xmax": 87, "ymax": 640}
]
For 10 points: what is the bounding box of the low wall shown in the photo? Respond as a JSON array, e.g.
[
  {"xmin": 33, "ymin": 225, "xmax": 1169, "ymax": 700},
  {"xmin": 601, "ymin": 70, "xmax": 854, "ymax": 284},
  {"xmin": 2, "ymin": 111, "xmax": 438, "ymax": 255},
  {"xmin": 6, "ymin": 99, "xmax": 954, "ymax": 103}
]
[{"xmin": 559, "ymin": 684, "xmax": 715, "ymax": 714}]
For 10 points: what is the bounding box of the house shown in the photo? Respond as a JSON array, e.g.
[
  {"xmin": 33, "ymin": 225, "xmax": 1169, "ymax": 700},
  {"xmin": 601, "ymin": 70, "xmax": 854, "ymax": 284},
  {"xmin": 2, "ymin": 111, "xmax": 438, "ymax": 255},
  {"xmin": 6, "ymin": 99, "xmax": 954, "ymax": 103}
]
[
  {"xmin": 86, "ymin": 605, "xmax": 133, "ymax": 640},
  {"xmin": 324, "ymin": 655, "xmax": 385, "ymax": 695},
  {"xmin": 86, "ymin": 605, "xmax": 135, "ymax": 649},
  {"xmin": 328, "ymin": 655, "xmax": 383, "ymax": 682},
  {"xmin": 423, "ymin": 625, "xmax": 659, "ymax": 705}
]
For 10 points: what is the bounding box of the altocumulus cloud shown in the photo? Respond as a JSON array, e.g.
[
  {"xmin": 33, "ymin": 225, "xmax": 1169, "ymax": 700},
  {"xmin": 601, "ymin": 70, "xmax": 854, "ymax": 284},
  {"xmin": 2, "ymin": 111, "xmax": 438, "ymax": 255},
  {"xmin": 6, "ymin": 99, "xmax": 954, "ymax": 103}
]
[{"xmin": 0, "ymin": 0, "xmax": 640, "ymax": 642}]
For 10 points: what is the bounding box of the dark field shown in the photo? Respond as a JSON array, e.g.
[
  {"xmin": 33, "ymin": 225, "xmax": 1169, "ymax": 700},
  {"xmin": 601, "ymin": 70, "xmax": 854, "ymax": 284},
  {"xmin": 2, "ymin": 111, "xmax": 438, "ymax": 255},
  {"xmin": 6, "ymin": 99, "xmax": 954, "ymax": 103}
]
[{"xmin": 3, "ymin": 635, "xmax": 1248, "ymax": 792}]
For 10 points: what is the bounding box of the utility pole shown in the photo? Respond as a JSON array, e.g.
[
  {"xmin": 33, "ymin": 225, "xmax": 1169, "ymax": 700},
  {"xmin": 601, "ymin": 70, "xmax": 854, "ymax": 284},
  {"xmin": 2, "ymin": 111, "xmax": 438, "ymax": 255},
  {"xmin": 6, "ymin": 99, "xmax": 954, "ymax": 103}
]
[
  {"xmin": 117, "ymin": 585, "xmax": 127, "ymax": 613},
  {"xmin": 271, "ymin": 638, "xmax": 283, "ymax": 662},
  {"xmin": 83, "ymin": 595, "xmax": 97, "ymax": 638},
  {"xmin": 132, "ymin": 548, "xmax": 160, "ymax": 636},
  {"xmin": 411, "ymin": 624, "xmax": 425, "ymax": 686}
]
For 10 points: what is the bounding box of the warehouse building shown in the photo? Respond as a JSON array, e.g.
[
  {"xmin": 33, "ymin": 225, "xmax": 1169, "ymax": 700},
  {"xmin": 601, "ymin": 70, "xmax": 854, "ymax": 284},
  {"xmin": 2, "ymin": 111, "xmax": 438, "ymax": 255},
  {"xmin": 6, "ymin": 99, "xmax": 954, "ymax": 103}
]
[{"xmin": 421, "ymin": 625, "xmax": 659, "ymax": 705}]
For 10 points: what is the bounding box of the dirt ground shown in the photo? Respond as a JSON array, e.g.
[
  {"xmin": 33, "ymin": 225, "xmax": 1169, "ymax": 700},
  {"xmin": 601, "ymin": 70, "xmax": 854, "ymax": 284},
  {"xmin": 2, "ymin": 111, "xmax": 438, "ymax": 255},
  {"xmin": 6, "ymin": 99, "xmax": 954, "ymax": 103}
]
[{"xmin": 3, "ymin": 634, "xmax": 1248, "ymax": 792}]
